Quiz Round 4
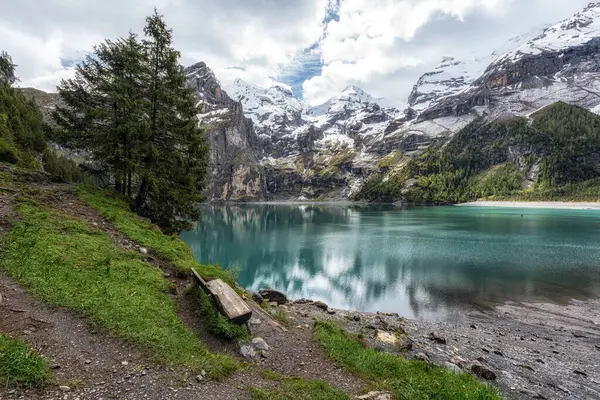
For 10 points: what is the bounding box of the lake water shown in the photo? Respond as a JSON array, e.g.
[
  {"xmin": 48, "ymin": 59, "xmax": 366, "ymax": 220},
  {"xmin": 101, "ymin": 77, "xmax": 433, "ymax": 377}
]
[{"xmin": 180, "ymin": 204, "xmax": 600, "ymax": 321}]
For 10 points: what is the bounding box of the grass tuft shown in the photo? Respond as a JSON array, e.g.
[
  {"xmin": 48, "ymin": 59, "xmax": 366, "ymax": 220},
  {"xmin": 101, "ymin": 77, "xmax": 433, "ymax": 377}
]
[
  {"xmin": 0, "ymin": 335, "xmax": 50, "ymax": 388},
  {"xmin": 249, "ymin": 373, "xmax": 349, "ymax": 400},
  {"xmin": 0, "ymin": 202, "xmax": 237, "ymax": 378},
  {"xmin": 76, "ymin": 185, "xmax": 236, "ymax": 285},
  {"xmin": 195, "ymin": 287, "xmax": 250, "ymax": 341},
  {"xmin": 314, "ymin": 321, "xmax": 501, "ymax": 400}
]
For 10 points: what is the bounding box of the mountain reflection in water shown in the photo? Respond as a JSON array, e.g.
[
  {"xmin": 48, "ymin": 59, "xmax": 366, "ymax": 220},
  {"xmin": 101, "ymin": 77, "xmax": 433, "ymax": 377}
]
[{"xmin": 180, "ymin": 204, "xmax": 600, "ymax": 321}]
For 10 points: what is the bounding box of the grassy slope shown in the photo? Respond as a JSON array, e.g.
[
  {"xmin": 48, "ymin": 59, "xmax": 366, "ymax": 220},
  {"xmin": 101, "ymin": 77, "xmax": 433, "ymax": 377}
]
[
  {"xmin": 0, "ymin": 200, "xmax": 237, "ymax": 378},
  {"xmin": 77, "ymin": 185, "xmax": 235, "ymax": 285},
  {"xmin": 0, "ymin": 335, "xmax": 50, "ymax": 388},
  {"xmin": 314, "ymin": 322, "xmax": 501, "ymax": 400}
]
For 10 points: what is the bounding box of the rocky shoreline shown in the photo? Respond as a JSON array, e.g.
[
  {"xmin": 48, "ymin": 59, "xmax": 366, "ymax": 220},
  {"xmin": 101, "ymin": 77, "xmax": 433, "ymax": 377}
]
[{"xmin": 256, "ymin": 290, "xmax": 600, "ymax": 400}]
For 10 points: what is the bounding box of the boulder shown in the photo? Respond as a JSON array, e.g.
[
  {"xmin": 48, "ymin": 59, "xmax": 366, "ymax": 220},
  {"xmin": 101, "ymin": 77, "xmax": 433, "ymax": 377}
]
[
  {"xmin": 471, "ymin": 364, "xmax": 497, "ymax": 381},
  {"xmin": 259, "ymin": 289, "xmax": 288, "ymax": 305},
  {"xmin": 427, "ymin": 332, "xmax": 447, "ymax": 345}
]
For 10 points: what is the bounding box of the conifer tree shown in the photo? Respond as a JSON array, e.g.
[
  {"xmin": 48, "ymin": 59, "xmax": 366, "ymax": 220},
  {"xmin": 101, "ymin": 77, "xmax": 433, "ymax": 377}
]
[{"xmin": 54, "ymin": 12, "xmax": 208, "ymax": 232}]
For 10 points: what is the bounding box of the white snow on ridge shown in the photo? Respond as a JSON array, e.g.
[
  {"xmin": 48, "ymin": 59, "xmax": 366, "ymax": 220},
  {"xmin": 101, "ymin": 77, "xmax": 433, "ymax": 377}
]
[{"xmin": 497, "ymin": 2, "xmax": 600, "ymax": 63}]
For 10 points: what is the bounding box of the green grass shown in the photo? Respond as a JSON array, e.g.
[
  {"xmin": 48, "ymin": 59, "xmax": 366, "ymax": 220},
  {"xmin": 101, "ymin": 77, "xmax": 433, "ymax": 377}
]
[
  {"xmin": 76, "ymin": 185, "xmax": 235, "ymax": 285},
  {"xmin": 0, "ymin": 201, "xmax": 237, "ymax": 378},
  {"xmin": 0, "ymin": 335, "xmax": 50, "ymax": 388},
  {"xmin": 314, "ymin": 322, "xmax": 501, "ymax": 400},
  {"xmin": 194, "ymin": 287, "xmax": 249, "ymax": 341},
  {"xmin": 272, "ymin": 309, "xmax": 289, "ymax": 327},
  {"xmin": 249, "ymin": 370, "xmax": 349, "ymax": 400}
]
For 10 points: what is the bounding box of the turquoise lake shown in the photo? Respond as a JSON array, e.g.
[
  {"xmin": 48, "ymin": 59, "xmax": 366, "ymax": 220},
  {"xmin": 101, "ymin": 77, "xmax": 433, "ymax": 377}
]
[{"xmin": 180, "ymin": 205, "xmax": 600, "ymax": 320}]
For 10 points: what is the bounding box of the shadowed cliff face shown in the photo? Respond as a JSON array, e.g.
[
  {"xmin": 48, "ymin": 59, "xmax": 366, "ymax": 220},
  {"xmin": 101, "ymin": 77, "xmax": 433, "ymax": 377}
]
[{"xmin": 185, "ymin": 62, "xmax": 267, "ymax": 201}]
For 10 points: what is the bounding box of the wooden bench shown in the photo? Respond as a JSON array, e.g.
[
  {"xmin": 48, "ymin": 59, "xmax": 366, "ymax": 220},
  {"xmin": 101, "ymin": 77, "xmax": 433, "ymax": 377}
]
[{"xmin": 191, "ymin": 268, "xmax": 252, "ymax": 325}]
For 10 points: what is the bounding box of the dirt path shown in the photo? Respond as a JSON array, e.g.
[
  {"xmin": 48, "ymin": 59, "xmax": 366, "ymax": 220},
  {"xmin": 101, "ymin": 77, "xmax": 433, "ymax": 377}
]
[{"xmin": 0, "ymin": 185, "xmax": 365, "ymax": 399}]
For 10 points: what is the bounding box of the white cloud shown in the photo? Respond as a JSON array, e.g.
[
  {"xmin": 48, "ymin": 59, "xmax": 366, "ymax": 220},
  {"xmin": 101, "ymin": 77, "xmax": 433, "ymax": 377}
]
[{"xmin": 0, "ymin": 0, "xmax": 594, "ymax": 106}]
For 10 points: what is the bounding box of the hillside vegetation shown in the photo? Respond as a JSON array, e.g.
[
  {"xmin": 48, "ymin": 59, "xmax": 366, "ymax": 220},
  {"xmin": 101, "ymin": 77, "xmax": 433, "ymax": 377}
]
[{"xmin": 354, "ymin": 102, "xmax": 600, "ymax": 203}]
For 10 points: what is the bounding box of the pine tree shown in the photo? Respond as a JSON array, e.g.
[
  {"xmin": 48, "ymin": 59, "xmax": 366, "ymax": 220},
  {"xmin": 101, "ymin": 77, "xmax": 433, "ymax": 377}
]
[
  {"xmin": 0, "ymin": 51, "xmax": 17, "ymax": 85},
  {"xmin": 54, "ymin": 12, "xmax": 208, "ymax": 232},
  {"xmin": 133, "ymin": 10, "xmax": 208, "ymax": 231}
]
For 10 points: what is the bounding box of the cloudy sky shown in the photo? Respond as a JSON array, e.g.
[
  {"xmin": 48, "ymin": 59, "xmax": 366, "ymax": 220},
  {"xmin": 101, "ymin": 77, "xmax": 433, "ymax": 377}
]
[{"xmin": 0, "ymin": 0, "xmax": 592, "ymax": 107}]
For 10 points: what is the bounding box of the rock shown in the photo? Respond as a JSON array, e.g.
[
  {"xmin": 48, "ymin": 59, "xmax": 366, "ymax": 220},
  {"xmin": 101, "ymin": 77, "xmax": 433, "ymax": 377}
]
[
  {"xmin": 248, "ymin": 317, "xmax": 262, "ymax": 325},
  {"xmin": 353, "ymin": 315, "xmax": 361, "ymax": 322},
  {"xmin": 85, "ymin": 359, "xmax": 91, "ymax": 365},
  {"xmin": 139, "ymin": 247, "xmax": 148, "ymax": 255},
  {"xmin": 260, "ymin": 350, "xmax": 268, "ymax": 358},
  {"xmin": 444, "ymin": 362, "xmax": 462, "ymax": 374},
  {"xmin": 163, "ymin": 273, "xmax": 171, "ymax": 278},
  {"xmin": 518, "ymin": 364, "xmax": 534, "ymax": 372},
  {"xmin": 327, "ymin": 309, "xmax": 336, "ymax": 315},
  {"xmin": 311, "ymin": 301, "xmax": 329, "ymax": 311},
  {"xmin": 50, "ymin": 363, "xmax": 61, "ymax": 370},
  {"xmin": 493, "ymin": 350, "xmax": 504, "ymax": 357},
  {"xmin": 355, "ymin": 391, "xmax": 393, "ymax": 400},
  {"xmin": 251, "ymin": 337, "xmax": 269, "ymax": 351},
  {"xmin": 470, "ymin": 324, "xmax": 477, "ymax": 329},
  {"xmin": 59, "ymin": 385, "xmax": 71, "ymax": 392},
  {"xmin": 294, "ymin": 298, "xmax": 312, "ymax": 304},
  {"xmin": 449, "ymin": 356, "xmax": 467, "ymax": 368},
  {"xmin": 259, "ymin": 289, "xmax": 288, "ymax": 305},
  {"xmin": 252, "ymin": 292, "xmax": 264, "ymax": 304},
  {"xmin": 427, "ymin": 332, "xmax": 447, "ymax": 345},
  {"xmin": 574, "ymin": 370, "xmax": 588, "ymax": 377},
  {"xmin": 238, "ymin": 342, "xmax": 257, "ymax": 359},
  {"xmin": 414, "ymin": 352, "xmax": 429, "ymax": 362},
  {"xmin": 195, "ymin": 375, "xmax": 203, "ymax": 382},
  {"xmin": 471, "ymin": 364, "xmax": 496, "ymax": 381},
  {"xmin": 375, "ymin": 330, "xmax": 398, "ymax": 344},
  {"xmin": 121, "ymin": 361, "xmax": 129, "ymax": 366}
]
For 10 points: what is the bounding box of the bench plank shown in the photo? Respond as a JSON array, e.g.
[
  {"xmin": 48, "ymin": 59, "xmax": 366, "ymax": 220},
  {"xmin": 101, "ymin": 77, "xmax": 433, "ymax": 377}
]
[{"xmin": 191, "ymin": 268, "xmax": 252, "ymax": 324}]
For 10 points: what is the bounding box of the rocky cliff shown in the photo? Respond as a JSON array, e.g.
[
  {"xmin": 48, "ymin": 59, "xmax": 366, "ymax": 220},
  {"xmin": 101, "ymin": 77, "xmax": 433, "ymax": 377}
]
[{"xmin": 185, "ymin": 62, "xmax": 267, "ymax": 201}]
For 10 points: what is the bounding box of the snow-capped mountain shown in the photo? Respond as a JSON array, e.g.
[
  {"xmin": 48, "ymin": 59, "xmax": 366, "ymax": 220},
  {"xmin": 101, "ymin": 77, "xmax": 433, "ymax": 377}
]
[
  {"xmin": 230, "ymin": 79, "xmax": 309, "ymax": 140},
  {"xmin": 185, "ymin": 2, "xmax": 600, "ymax": 201}
]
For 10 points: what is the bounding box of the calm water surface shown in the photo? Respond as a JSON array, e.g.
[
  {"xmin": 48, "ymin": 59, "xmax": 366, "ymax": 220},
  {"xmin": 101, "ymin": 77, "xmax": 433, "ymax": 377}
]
[{"xmin": 180, "ymin": 205, "xmax": 600, "ymax": 320}]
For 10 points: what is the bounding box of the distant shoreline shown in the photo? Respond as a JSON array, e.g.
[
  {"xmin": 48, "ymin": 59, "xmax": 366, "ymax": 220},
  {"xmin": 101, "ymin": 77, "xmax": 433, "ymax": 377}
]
[{"xmin": 457, "ymin": 201, "xmax": 600, "ymax": 210}]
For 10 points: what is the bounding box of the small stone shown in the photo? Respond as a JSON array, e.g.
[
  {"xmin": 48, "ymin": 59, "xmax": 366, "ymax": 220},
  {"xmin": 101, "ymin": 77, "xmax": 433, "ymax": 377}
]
[
  {"xmin": 248, "ymin": 317, "xmax": 262, "ymax": 325},
  {"xmin": 139, "ymin": 247, "xmax": 148, "ymax": 255},
  {"xmin": 163, "ymin": 273, "xmax": 171, "ymax": 278},
  {"xmin": 251, "ymin": 337, "xmax": 269, "ymax": 351},
  {"xmin": 327, "ymin": 309, "xmax": 336, "ymax": 315},
  {"xmin": 300, "ymin": 362, "xmax": 305, "ymax": 366},
  {"xmin": 59, "ymin": 385, "xmax": 71, "ymax": 392},
  {"xmin": 493, "ymin": 350, "xmax": 504, "ymax": 357},
  {"xmin": 354, "ymin": 391, "xmax": 393, "ymax": 400},
  {"xmin": 427, "ymin": 332, "xmax": 447, "ymax": 345},
  {"xmin": 294, "ymin": 298, "xmax": 312, "ymax": 304},
  {"xmin": 471, "ymin": 364, "xmax": 496, "ymax": 381},
  {"xmin": 85, "ymin": 359, "xmax": 91, "ymax": 364},
  {"xmin": 201, "ymin": 370, "xmax": 206, "ymax": 376},
  {"xmin": 414, "ymin": 352, "xmax": 429, "ymax": 362},
  {"xmin": 444, "ymin": 362, "xmax": 462, "ymax": 374},
  {"xmin": 195, "ymin": 375, "xmax": 203, "ymax": 382},
  {"xmin": 238, "ymin": 342, "xmax": 257, "ymax": 359},
  {"xmin": 252, "ymin": 292, "xmax": 264, "ymax": 304},
  {"xmin": 312, "ymin": 301, "xmax": 329, "ymax": 311},
  {"xmin": 470, "ymin": 324, "xmax": 477, "ymax": 329},
  {"xmin": 121, "ymin": 361, "xmax": 129, "ymax": 366},
  {"xmin": 51, "ymin": 363, "xmax": 61, "ymax": 370}
]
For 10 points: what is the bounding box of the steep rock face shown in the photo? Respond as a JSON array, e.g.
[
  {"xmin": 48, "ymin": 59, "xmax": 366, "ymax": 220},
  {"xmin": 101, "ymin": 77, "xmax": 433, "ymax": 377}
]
[{"xmin": 185, "ymin": 62, "xmax": 267, "ymax": 201}]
